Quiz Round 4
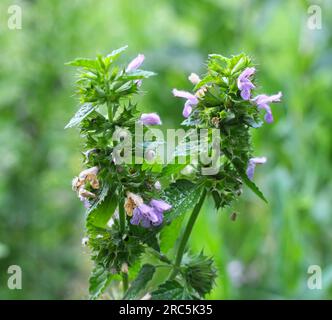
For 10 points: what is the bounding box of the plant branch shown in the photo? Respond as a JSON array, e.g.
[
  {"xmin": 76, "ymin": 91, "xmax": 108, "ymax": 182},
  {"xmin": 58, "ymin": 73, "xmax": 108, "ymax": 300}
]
[{"xmin": 168, "ymin": 188, "xmax": 207, "ymax": 280}]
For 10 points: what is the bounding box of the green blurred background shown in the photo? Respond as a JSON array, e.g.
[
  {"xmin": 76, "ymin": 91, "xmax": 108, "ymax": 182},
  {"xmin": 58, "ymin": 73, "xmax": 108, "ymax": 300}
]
[{"xmin": 0, "ymin": 0, "xmax": 331, "ymax": 299}]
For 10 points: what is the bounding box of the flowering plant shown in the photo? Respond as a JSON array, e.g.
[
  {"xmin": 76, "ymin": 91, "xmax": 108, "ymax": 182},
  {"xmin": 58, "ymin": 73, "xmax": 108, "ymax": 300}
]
[{"xmin": 66, "ymin": 47, "xmax": 282, "ymax": 300}]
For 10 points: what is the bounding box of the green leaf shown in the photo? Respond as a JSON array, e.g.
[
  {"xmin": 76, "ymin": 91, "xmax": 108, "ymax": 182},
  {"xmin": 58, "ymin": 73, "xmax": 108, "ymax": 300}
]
[
  {"xmin": 123, "ymin": 70, "xmax": 156, "ymax": 79},
  {"xmin": 160, "ymin": 213, "xmax": 185, "ymax": 253},
  {"xmin": 163, "ymin": 180, "xmax": 203, "ymax": 223},
  {"xmin": 87, "ymin": 192, "xmax": 117, "ymax": 229},
  {"xmin": 89, "ymin": 265, "xmax": 112, "ymax": 300},
  {"xmin": 160, "ymin": 163, "xmax": 187, "ymax": 180},
  {"xmin": 239, "ymin": 171, "xmax": 268, "ymax": 203},
  {"xmin": 87, "ymin": 184, "xmax": 109, "ymax": 214},
  {"xmin": 65, "ymin": 103, "xmax": 95, "ymax": 129},
  {"xmin": 66, "ymin": 58, "xmax": 98, "ymax": 69},
  {"xmin": 193, "ymin": 74, "xmax": 215, "ymax": 91},
  {"xmin": 151, "ymin": 280, "xmax": 198, "ymax": 300},
  {"xmin": 129, "ymin": 224, "xmax": 160, "ymax": 251},
  {"xmin": 123, "ymin": 264, "xmax": 156, "ymax": 300},
  {"xmin": 230, "ymin": 56, "xmax": 246, "ymax": 74},
  {"xmin": 106, "ymin": 45, "xmax": 128, "ymax": 60},
  {"xmin": 224, "ymin": 152, "xmax": 268, "ymax": 203}
]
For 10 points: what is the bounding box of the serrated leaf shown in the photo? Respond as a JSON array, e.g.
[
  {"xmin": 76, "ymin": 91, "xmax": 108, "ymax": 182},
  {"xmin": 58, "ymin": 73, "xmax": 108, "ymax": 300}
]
[
  {"xmin": 89, "ymin": 265, "xmax": 112, "ymax": 300},
  {"xmin": 151, "ymin": 280, "xmax": 198, "ymax": 300},
  {"xmin": 65, "ymin": 103, "xmax": 95, "ymax": 129},
  {"xmin": 123, "ymin": 264, "xmax": 155, "ymax": 300},
  {"xmin": 87, "ymin": 192, "xmax": 117, "ymax": 229},
  {"xmin": 87, "ymin": 184, "xmax": 109, "ymax": 214},
  {"xmin": 163, "ymin": 180, "xmax": 203, "ymax": 223}
]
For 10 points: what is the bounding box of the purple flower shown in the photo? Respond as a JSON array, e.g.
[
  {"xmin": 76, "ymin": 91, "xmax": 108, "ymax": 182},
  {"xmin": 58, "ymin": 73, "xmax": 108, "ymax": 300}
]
[
  {"xmin": 252, "ymin": 92, "xmax": 282, "ymax": 123},
  {"xmin": 130, "ymin": 199, "xmax": 172, "ymax": 228},
  {"xmin": 126, "ymin": 54, "xmax": 145, "ymax": 72},
  {"xmin": 172, "ymin": 89, "xmax": 199, "ymax": 118},
  {"xmin": 237, "ymin": 67, "xmax": 256, "ymax": 100},
  {"xmin": 150, "ymin": 199, "xmax": 172, "ymax": 212},
  {"xmin": 140, "ymin": 113, "xmax": 162, "ymax": 125},
  {"xmin": 131, "ymin": 204, "xmax": 157, "ymax": 228},
  {"xmin": 149, "ymin": 199, "xmax": 172, "ymax": 225},
  {"xmin": 246, "ymin": 157, "xmax": 267, "ymax": 180}
]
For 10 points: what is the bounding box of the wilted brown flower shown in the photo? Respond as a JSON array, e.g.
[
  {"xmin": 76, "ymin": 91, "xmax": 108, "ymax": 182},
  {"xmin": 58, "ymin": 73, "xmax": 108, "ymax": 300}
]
[{"xmin": 124, "ymin": 192, "xmax": 143, "ymax": 216}]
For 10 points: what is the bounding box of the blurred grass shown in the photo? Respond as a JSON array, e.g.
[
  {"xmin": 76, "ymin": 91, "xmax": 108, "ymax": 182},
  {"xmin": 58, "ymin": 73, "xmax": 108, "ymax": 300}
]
[{"xmin": 0, "ymin": 0, "xmax": 331, "ymax": 299}]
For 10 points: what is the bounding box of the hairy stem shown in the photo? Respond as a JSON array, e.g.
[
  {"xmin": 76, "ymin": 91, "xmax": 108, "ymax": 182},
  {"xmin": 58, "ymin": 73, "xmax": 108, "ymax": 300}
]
[{"xmin": 169, "ymin": 188, "xmax": 207, "ymax": 280}]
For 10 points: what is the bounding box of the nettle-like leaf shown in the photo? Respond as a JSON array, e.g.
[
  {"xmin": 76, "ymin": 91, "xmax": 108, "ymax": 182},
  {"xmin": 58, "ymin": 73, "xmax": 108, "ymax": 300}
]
[
  {"xmin": 162, "ymin": 179, "xmax": 203, "ymax": 223},
  {"xmin": 87, "ymin": 191, "xmax": 117, "ymax": 229},
  {"xmin": 65, "ymin": 103, "xmax": 95, "ymax": 129},
  {"xmin": 86, "ymin": 184, "xmax": 109, "ymax": 214},
  {"xmin": 89, "ymin": 264, "xmax": 112, "ymax": 300},
  {"xmin": 151, "ymin": 280, "xmax": 199, "ymax": 300},
  {"xmin": 123, "ymin": 264, "xmax": 155, "ymax": 300}
]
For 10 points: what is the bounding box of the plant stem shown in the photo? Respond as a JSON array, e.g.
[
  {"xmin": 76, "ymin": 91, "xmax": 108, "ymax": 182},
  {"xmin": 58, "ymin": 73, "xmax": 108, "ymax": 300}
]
[
  {"xmin": 107, "ymin": 100, "xmax": 113, "ymax": 121},
  {"xmin": 118, "ymin": 195, "xmax": 128, "ymax": 293},
  {"xmin": 168, "ymin": 188, "xmax": 207, "ymax": 280},
  {"xmin": 119, "ymin": 196, "xmax": 126, "ymax": 234},
  {"xmin": 146, "ymin": 246, "xmax": 172, "ymax": 265},
  {"xmin": 122, "ymin": 272, "xmax": 128, "ymax": 293}
]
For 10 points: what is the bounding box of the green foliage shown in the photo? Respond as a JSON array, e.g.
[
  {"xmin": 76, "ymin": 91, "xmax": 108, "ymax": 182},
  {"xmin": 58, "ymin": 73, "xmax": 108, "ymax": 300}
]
[
  {"xmin": 123, "ymin": 264, "xmax": 156, "ymax": 300},
  {"xmin": 68, "ymin": 48, "xmax": 273, "ymax": 300},
  {"xmin": 177, "ymin": 53, "xmax": 267, "ymax": 209},
  {"xmin": 1, "ymin": 0, "xmax": 331, "ymax": 301},
  {"xmin": 182, "ymin": 252, "xmax": 217, "ymax": 297},
  {"xmin": 160, "ymin": 214, "xmax": 185, "ymax": 253},
  {"xmin": 87, "ymin": 192, "xmax": 117, "ymax": 229},
  {"xmin": 65, "ymin": 103, "xmax": 95, "ymax": 129},
  {"xmin": 151, "ymin": 280, "xmax": 199, "ymax": 300},
  {"xmin": 162, "ymin": 180, "xmax": 203, "ymax": 223},
  {"xmin": 89, "ymin": 265, "xmax": 113, "ymax": 300}
]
